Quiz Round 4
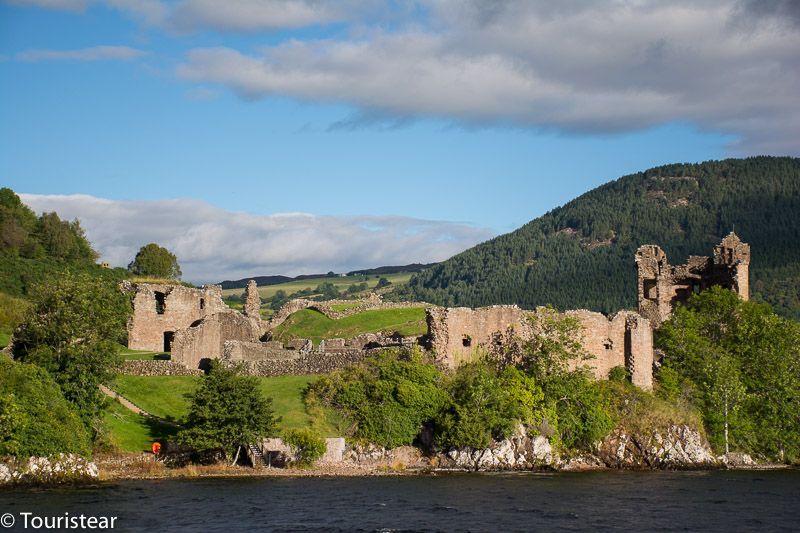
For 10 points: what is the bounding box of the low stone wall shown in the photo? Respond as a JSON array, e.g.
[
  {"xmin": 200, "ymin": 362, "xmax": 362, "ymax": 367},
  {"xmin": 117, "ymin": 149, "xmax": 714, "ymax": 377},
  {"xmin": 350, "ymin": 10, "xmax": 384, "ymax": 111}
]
[
  {"xmin": 223, "ymin": 340, "xmax": 301, "ymax": 362},
  {"xmin": 119, "ymin": 360, "xmax": 203, "ymax": 376},
  {"xmin": 219, "ymin": 349, "xmax": 376, "ymax": 376}
]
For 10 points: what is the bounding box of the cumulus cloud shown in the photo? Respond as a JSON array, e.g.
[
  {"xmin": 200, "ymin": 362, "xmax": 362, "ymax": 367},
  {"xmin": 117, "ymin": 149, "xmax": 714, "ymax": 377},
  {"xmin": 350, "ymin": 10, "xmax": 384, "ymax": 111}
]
[
  {"xmin": 16, "ymin": 45, "xmax": 147, "ymax": 62},
  {"xmin": 19, "ymin": 194, "xmax": 493, "ymax": 283},
  {"xmin": 176, "ymin": 0, "xmax": 800, "ymax": 154},
  {"xmin": 169, "ymin": 0, "xmax": 362, "ymax": 32}
]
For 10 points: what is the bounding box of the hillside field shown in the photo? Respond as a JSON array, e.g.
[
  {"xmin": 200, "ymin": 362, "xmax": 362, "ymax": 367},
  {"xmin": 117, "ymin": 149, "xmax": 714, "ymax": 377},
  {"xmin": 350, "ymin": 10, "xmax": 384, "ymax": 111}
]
[
  {"xmin": 221, "ymin": 271, "xmax": 414, "ymax": 300},
  {"xmin": 104, "ymin": 374, "xmax": 342, "ymax": 453},
  {"xmin": 271, "ymin": 307, "xmax": 428, "ymax": 344}
]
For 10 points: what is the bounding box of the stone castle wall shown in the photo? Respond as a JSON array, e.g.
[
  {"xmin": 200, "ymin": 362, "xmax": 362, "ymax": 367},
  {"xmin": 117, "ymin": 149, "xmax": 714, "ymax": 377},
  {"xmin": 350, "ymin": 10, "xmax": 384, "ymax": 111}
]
[
  {"xmin": 125, "ymin": 282, "xmax": 228, "ymax": 352},
  {"xmin": 427, "ymin": 305, "xmax": 654, "ymax": 389},
  {"xmin": 219, "ymin": 349, "xmax": 376, "ymax": 376},
  {"xmin": 635, "ymin": 232, "xmax": 750, "ymax": 327},
  {"xmin": 170, "ymin": 312, "xmax": 263, "ymax": 369},
  {"xmin": 119, "ymin": 360, "xmax": 204, "ymax": 376}
]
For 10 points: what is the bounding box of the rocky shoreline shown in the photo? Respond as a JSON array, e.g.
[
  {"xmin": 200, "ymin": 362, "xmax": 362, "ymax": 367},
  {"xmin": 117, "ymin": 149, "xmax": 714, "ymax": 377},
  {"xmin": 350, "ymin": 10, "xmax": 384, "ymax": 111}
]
[{"xmin": 4, "ymin": 424, "xmax": 789, "ymax": 487}]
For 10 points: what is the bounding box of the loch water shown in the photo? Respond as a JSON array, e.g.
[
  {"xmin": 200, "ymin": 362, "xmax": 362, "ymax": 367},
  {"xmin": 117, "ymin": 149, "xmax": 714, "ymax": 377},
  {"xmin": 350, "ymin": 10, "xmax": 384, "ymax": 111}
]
[{"xmin": 2, "ymin": 470, "xmax": 799, "ymax": 532}]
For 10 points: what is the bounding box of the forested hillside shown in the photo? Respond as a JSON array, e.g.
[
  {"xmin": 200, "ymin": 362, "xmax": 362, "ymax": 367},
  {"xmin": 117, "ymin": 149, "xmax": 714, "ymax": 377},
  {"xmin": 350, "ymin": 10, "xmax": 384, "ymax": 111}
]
[{"xmin": 397, "ymin": 157, "xmax": 800, "ymax": 319}]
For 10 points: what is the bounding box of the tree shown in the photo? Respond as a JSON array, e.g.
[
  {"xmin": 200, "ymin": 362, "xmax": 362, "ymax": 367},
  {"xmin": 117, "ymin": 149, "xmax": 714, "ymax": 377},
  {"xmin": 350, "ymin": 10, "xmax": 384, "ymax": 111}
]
[
  {"xmin": 0, "ymin": 357, "xmax": 92, "ymax": 457},
  {"xmin": 12, "ymin": 272, "xmax": 131, "ymax": 433},
  {"xmin": 435, "ymin": 362, "xmax": 544, "ymax": 449},
  {"xmin": 178, "ymin": 362, "xmax": 279, "ymax": 465},
  {"xmin": 657, "ymin": 286, "xmax": 800, "ymax": 461},
  {"xmin": 128, "ymin": 243, "xmax": 182, "ymax": 279},
  {"xmin": 376, "ymin": 277, "xmax": 392, "ymax": 289}
]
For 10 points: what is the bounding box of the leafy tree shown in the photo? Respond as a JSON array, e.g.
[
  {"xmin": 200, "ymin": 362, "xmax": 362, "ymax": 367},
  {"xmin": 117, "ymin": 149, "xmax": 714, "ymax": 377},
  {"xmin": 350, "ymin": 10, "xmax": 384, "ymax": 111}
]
[
  {"xmin": 376, "ymin": 277, "xmax": 392, "ymax": 289},
  {"xmin": 308, "ymin": 348, "xmax": 449, "ymax": 448},
  {"xmin": 314, "ymin": 282, "xmax": 341, "ymax": 301},
  {"xmin": 658, "ymin": 287, "xmax": 800, "ymax": 461},
  {"xmin": 0, "ymin": 357, "xmax": 92, "ymax": 457},
  {"xmin": 12, "ymin": 272, "xmax": 131, "ymax": 432},
  {"xmin": 502, "ymin": 310, "xmax": 613, "ymax": 450},
  {"xmin": 435, "ymin": 362, "xmax": 544, "ymax": 449},
  {"xmin": 283, "ymin": 429, "xmax": 326, "ymax": 467},
  {"xmin": 178, "ymin": 362, "xmax": 279, "ymax": 465},
  {"xmin": 128, "ymin": 243, "xmax": 182, "ymax": 279},
  {"xmin": 269, "ymin": 289, "xmax": 289, "ymax": 311}
]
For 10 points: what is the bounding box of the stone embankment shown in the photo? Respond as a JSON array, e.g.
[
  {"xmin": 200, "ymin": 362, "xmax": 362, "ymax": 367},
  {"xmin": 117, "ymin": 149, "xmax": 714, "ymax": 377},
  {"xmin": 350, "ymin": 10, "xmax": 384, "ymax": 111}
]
[
  {"xmin": 267, "ymin": 295, "xmax": 430, "ymax": 329},
  {"xmin": 219, "ymin": 349, "xmax": 378, "ymax": 376},
  {"xmin": 1, "ymin": 454, "xmax": 99, "ymax": 485},
  {"xmin": 119, "ymin": 360, "xmax": 203, "ymax": 376}
]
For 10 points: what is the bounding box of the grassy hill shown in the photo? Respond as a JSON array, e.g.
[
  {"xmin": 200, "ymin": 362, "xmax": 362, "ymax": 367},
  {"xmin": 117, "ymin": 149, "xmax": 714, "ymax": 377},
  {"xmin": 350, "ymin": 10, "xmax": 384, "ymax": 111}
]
[
  {"xmin": 398, "ymin": 157, "xmax": 800, "ymax": 319},
  {"xmin": 271, "ymin": 307, "xmax": 427, "ymax": 344},
  {"xmin": 104, "ymin": 374, "xmax": 343, "ymax": 453},
  {"xmin": 222, "ymin": 271, "xmax": 414, "ymax": 301}
]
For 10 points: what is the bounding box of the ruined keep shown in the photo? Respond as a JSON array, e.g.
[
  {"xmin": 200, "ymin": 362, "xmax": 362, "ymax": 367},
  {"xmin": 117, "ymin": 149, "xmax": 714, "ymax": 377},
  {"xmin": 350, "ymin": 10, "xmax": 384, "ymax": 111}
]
[
  {"xmin": 636, "ymin": 232, "xmax": 750, "ymax": 328},
  {"xmin": 125, "ymin": 283, "xmax": 228, "ymax": 352},
  {"xmin": 426, "ymin": 306, "xmax": 654, "ymax": 389}
]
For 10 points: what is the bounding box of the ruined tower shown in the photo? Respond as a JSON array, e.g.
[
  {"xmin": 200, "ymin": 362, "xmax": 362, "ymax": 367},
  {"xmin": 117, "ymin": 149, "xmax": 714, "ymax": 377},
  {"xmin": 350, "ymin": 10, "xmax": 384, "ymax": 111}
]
[
  {"xmin": 243, "ymin": 280, "xmax": 261, "ymax": 318},
  {"xmin": 635, "ymin": 232, "xmax": 751, "ymax": 328}
]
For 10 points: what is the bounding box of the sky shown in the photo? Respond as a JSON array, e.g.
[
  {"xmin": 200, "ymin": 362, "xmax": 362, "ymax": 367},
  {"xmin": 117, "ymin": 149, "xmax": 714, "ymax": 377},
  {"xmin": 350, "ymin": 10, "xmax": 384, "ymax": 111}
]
[{"xmin": 2, "ymin": 0, "xmax": 798, "ymax": 282}]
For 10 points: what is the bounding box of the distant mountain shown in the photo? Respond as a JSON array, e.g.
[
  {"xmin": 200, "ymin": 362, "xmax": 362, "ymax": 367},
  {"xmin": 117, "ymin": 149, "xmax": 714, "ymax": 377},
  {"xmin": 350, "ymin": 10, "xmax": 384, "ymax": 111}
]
[
  {"xmin": 347, "ymin": 263, "xmax": 437, "ymax": 276},
  {"xmin": 219, "ymin": 263, "xmax": 438, "ymax": 290},
  {"xmin": 396, "ymin": 157, "xmax": 800, "ymax": 319}
]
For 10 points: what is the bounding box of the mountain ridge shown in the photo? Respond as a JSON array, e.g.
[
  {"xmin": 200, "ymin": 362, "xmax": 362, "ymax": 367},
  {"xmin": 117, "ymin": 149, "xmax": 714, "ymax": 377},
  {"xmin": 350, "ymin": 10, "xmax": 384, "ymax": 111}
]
[{"xmin": 397, "ymin": 156, "xmax": 800, "ymax": 319}]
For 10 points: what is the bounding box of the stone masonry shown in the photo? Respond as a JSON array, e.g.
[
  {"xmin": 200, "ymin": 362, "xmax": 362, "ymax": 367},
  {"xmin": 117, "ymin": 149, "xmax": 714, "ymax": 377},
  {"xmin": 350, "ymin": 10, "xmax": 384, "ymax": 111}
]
[
  {"xmin": 426, "ymin": 305, "xmax": 654, "ymax": 389},
  {"xmin": 125, "ymin": 282, "xmax": 228, "ymax": 352},
  {"xmin": 636, "ymin": 232, "xmax": 750, "ymax": 327},
  {"xmin": 243, "ymin": 280, "xmax": 261, "ymax": 318}
]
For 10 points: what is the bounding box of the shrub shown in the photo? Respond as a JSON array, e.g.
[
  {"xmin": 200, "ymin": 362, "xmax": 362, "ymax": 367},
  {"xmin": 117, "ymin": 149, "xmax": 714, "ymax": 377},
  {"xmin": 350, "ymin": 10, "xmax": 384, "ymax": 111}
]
[{"xmin": 283, "ymin": 429, "xmax": 326, "ymax": 467}]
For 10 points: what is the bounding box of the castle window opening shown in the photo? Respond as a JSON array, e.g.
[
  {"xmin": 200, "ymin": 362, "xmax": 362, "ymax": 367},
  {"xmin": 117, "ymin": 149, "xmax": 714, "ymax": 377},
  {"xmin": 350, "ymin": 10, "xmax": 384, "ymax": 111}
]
[
  {"xmin": 200, "ymin": 298, "xmax": 205, "ymax": 310},
  {"xmin": 643, "ymin": 279, "xmax": 657, "ymax": 300},
  {"xmin": 155, "ymin": 292, "xmax": 166, "ymax": 315},
  {"xmin": 603, "ymin": 339, "xmax": 613, "ymax": 350},
  {"xmin": 462, "ymin": 335, "xmax": 472, "ymax": 347}
]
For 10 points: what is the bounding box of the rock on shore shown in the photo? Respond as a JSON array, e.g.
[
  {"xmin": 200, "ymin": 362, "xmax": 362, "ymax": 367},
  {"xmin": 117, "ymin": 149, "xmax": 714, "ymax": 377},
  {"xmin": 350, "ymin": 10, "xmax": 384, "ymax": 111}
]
[{"xmin": 1, "ymin": 454, "xmax": 99, "ymax": 485}]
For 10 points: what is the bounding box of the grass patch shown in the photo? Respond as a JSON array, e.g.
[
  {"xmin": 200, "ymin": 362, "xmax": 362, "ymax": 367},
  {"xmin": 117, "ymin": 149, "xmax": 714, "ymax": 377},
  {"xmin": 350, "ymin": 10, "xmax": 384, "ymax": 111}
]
[
  {"xmin": 112, "ymin": 375, "xmax": 198, "ymax": 422},
  {"xmin": 102, "ymin": 399, "xmax": 178, "ymax": 453},
  {"xmin": 0, "ymin": 328, "xmax": 11, "ymax": 349},
  {"xmin": 221, "ymin": 272, "xmax": 414, "ymax": 300},
  {"xmin": 120, "ymin": 346, "xmax": 168, "ymax": 360},
  {"xmin": 107, "ymin": 374, "xmax": 343, "ymax": 444},
  {"xmin": 272, "ymin": 307, "xmax": 427, "ymax": 344},
  {"xmin": 600, "ymin": 379, "xmax": 703, "ymax": 436}
]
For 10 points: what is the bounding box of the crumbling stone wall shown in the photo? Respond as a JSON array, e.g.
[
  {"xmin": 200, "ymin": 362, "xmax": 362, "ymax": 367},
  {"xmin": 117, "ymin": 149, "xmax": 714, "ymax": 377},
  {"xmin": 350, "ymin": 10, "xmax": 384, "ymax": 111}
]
[
  {"xmin": 266, "ymin": 296, "xmax": 429, "ymax": 329},
  {"xmin": 427, "ymin": 305, "xmax": 654, "ymax": 390},
  {"xmin": 119, "ymin": 360, "xmax": 204, "ymax": 376},
  {"xmin": 125, "ymin": 283, "xmax": 227, "ymax": 352},
  {"xmin": 170, "ymin": 312, "xmax": 263, "ymax": 369},
  {"xmin": 219, "ymin": 349, "xmax": 376, "ymax": 376},
  {"xmin": 222, "ymin": 340, "xmax": 301, "ymax": 362},
  {"xmin": 636, "ymin": 232, "xmax": 750, "ymax": 328},
  {"xmin": 243, "ymin": 280, "xmax": 261, "ymax": 318},
  {"xmin": 427, "ymin": 306, "xmax": 527, "ymax": 368}
]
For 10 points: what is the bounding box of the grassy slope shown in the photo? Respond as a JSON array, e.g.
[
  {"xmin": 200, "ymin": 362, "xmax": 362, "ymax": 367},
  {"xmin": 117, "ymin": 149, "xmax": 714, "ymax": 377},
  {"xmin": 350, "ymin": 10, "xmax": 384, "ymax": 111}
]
[
  {"xmin": 106, "ymin": 374, "xmax": 341, "ymax": 453},
  {"xmin": 271, "ymin": 307, "xmax": 427, "ymax": 344},
  {"xmin": 221, "ymin": 272, "xmax": 413, "ymax": 300}
]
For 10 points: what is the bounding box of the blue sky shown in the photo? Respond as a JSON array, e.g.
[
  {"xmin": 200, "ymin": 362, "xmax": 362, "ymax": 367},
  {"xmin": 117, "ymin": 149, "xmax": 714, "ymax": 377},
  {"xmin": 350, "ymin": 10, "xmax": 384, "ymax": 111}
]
[{"xmin": 1, "ymin": 1, "xmax": 797, "ymax": 281}]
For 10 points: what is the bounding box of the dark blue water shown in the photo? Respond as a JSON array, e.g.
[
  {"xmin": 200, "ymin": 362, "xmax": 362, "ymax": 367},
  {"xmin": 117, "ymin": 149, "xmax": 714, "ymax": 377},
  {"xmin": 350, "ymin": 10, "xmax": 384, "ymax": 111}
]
[{"xmin": 1, "ymin": 470, "xmax": 799, "ymax": 532}]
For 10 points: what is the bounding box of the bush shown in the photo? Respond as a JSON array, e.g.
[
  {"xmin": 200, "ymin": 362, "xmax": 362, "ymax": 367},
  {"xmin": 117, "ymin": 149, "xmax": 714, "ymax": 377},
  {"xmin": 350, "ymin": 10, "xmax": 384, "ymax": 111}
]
[
  {"xmin": 435, "ymin": 362, "xmax": 544, "ymax": 449},
  {"xmin": 307, "ymin": 348, "xmax": 449, "ymax": 448},
  {"xmin": 0, "ymin": 358, "xmax": 91, "ymax": 458},
  {"xmin": 283, "ymin": 429, "xmax": 326, "ymax": 467}
]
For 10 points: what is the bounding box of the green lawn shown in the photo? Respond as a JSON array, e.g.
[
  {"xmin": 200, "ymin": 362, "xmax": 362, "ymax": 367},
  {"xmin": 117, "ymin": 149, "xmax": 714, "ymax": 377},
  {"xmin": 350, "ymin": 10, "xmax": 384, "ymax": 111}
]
[
  {"xmin": 105, "ymin": 374, "xmax": 342, "ymax": 452},
  {"xmin": 113, "ymin": 375, "xmax": 197, "ymax": 421},
  {"xmin": 102, "ymin": 399, "xmax": 178, "ymax": 453},
  {"xmin": 221, "ymin": 272, "xmax": 414, "ymax": 300},
  {"xmin": 272, "ymin": 307, "xmax": 427, "ymax": 344},
  {"xmin": 120, "ymin": 346, "xmax": 168, "ymax": 361}
]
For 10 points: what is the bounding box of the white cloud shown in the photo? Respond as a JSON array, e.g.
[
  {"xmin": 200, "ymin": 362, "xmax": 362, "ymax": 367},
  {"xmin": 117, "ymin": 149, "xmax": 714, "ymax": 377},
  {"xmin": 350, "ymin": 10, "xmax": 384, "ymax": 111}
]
[
  {"xmin": 176, "ymin": 0, "xmax": 800, "ymax": 155},
  {"xmin": 3, "ymin": 0, "xmax": 86, "ymax": 11},
  {"xmin": 16, "ymin": 45, "xmax": 147, "ymax": 62},
  {"xmin": 19, "ymin": 193, "xmax": 493, "ymax": 283},
  {"xmin": 170, "ymin": 0, "xmax": 354, "ymax": 32}
]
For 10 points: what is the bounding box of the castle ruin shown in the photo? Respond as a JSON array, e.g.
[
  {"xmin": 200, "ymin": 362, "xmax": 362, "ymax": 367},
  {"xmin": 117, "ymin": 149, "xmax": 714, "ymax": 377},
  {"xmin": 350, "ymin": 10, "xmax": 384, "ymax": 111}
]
[{"xmin": 635, "ymin": 232, "xmax": 750, "ymax": 327}]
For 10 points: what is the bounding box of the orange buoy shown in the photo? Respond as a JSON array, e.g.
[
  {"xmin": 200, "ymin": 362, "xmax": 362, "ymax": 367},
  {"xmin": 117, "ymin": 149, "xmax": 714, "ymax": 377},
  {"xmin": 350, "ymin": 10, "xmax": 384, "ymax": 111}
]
[{"xmin": 151, "ymin": 442, "xmax": 162, "ymax": 455}]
